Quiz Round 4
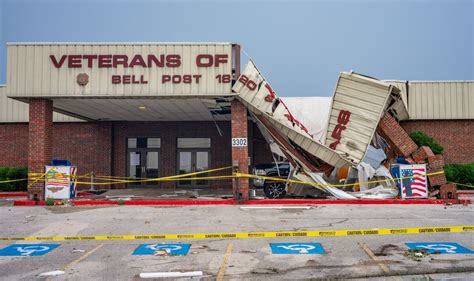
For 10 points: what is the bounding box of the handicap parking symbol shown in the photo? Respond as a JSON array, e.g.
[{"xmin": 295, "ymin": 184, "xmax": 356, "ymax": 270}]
[
  {"xmin": 0, "ymin": 244, "xmax": 61, "ymax": 256},
  {"xmin": 132, "ymin": 243, "xmax": 191, "ymax": 256},
  {"xmin": 406, "ymin": 242, "xmax": 474, "ymax": 254},
  {"xmin": 270, "ymin": 243, "xmax": 325, "ymax": 254}
]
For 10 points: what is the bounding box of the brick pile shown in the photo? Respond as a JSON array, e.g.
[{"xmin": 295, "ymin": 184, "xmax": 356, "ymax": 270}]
[
  {"xmin": 427, "ymin": 154, "xmax": 447, "ymax": 187},
  {"xmin": 377, "ymin": 113, "xmax": 418, "ymax": 157},
  {"xmin": 439, "ymin": 183, "xmax": 458, "ymax": 200},
  {"xmin": 411, "ymin": 146, "xmax": 435, "ymax": 164},
  {"xmin": 377, "ymin": 113, "xmax": 449, "ymax": 189}
]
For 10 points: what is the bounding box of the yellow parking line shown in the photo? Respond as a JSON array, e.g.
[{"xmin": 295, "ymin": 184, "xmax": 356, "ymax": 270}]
[
  {"xmin": 49, "ymin": 243, "xmax": 104, "ymax": 281},
  {"xmin": 359, "ymin": 242, "xmax": 390, "ymax": 274},
  {"xmin": 216, "ymin": 242, "xmax": 233, "ymax": 281}
]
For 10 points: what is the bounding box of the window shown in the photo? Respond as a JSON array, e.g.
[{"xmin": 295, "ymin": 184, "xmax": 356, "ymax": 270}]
[
  {"xmin": 128, "ymin": 138, "xmax": 161, "ymax": 148},
  {"xmin": 177, "ymin": 138, "xmax": 211, "ymax": 148}
]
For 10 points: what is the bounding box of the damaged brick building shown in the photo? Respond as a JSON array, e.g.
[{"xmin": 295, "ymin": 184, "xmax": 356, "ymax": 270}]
[{"xmin": 0, "ymin": 43, "xmax": 472, "ymax": 200}]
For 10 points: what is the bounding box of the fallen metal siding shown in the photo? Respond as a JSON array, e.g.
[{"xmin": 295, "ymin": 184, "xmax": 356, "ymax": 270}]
[
  {"xmin": 408, "ymin": 81, "xmax": 474, "ymax": 119},
  {"xmin": 384, "ymin": 80, "xmax": 408, "ymax": 108},
  {"xmin": 7, "ymin": 43, "xmax": 234, "ymax": 98},
  {"xmin": 233, "ymin": 62, "xmax": 352, "ymax": 168},
  {"xmin": 325, "ymin": 73, "xmax": 394, "ymax": 164},
  {"xmin": 0, "ymin": 85, "xmax": 82, "ymax": 122}
]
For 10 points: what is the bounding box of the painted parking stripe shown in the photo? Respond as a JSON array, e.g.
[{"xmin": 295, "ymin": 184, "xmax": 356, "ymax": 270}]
[
  {"xmin": 132, "ymin": 243, "xmax": 191, "ymax": 255},
  {"xmin": 406, "ymin": 242, "xmax": 474, "ymax": 254},
  {"xmin": 0, "ymin": 244, "xmax": 60, "ymax": 256},
  {"xmin": 270, "ymin": 243, "xmax": 325, "ymax": 254}
]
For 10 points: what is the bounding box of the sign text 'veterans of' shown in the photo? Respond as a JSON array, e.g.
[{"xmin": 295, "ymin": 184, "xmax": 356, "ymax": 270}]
[{"xmin": 50, "ymin": 54, "xmax": 230, "ymax": 85}]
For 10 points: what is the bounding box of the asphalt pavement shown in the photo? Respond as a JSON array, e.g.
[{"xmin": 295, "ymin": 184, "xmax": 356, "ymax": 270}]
[{"xmin": 0, "ymin": 204, "xmax": 473, "ymax": 280}]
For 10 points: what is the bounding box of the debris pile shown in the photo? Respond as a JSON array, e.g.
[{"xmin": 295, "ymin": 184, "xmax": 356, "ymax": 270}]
[{"xmin": 233, "ymin": 61, "xmax": 455, "ymax": 200}]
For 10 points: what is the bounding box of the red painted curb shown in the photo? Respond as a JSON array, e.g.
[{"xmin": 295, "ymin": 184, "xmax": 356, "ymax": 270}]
[
  {"xmin": 0, "ymin": 192, "xmax": 28, "ymax": 198},
  {"xmin": 70, "ymin": 199, "xmax": 238, "ymax": 205},
  {"xmin": 13, "ymin": 200, "xmax": 45, "ymax": 206},
  {"xmin": 457, "ymin": 191, "xmax": 474, "ymax": 195},
  {"xmin": 71, "ymin": 200, "xmax": 119, "ymax": 205},
  {"xmin": 124, "ymin": 199, "xmax": 238, "ymax": 205},
  {"xmin": 13, "ymin": 198, "xmax": 471, "ymax": 206},
  {"xmin": 245, "ymin": 199, "xmax": 470, "ymax": 205}
]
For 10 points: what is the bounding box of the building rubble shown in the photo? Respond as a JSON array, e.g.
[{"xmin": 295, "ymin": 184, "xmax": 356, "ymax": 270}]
[{"xmin": 232, "ymin": 61, "xmax": 449, "ymax": 200}]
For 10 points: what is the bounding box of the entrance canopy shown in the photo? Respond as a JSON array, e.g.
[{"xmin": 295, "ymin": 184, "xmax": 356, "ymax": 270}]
[
  {"xmin": 7, "ymin": 42, "xmax": 239, "ymax": 99},
  {"xmin": 52, "ymin": 97, "xmax": 232, "ymax": 121},
  {"xmin": 6, "ymin": 42, "xmax": 240, "ymax": 121}
]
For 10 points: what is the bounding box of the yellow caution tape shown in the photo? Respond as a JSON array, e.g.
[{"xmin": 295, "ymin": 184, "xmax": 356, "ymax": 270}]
[
  {"xmin": 453, "ymin": 182, "xmax": 474, "ymax": 189},
  {"xmin": 13, "ymin": 166, "xmax": 234, "ymax": 186},
  {"xmin": 0, "ymin": 225, "xmax": 472, "ymax": 241},
  {"xmin": 0, "ymin": 178, "xmax": 28, "ymax": 183},
  {"xmin": 6, "ymin": 168, "xmax": 446, "ymax": 188},
  {"xmin": 27, "ymin": 167, "xmax": 58, "ymax": 188},
  {"xmin": 235, "ymin": 171, "xmax": 446, "ymax": 188},
  {"xmin": 99, "ymin": 166, "xmax": 233, "ymax": 181}
]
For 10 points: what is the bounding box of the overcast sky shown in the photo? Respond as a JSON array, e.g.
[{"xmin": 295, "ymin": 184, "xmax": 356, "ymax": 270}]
[{"xmin": 0, "ymin": 0, "xmax": 472, "ymax": 96}]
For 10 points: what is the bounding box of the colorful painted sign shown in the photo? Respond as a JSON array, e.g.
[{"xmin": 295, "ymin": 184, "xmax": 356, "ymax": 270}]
[
  {"xmin": 399, "ymin": 164, "xmax": 428, "ymax": 198},
  {"xmin": 45, "ymin": 166, "xmax": 77, "ymax": 199},
  {"xmin": 132, "ymin": 244, "xmax": 191, "ymax": 256},
  {"xmin": 406, "ymin": 242, "xmax": 474, "ymax": 254},
  {"xmin": 0, "ymin": 244, "xmax": 61, "ymax": 256},
  {"xmin": 270, "ymin": 243, "xmax": 325, "ymax": 254}
]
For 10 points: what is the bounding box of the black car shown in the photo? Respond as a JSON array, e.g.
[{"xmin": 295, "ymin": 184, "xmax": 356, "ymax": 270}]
[{"xmin": 252, "ymin": 162, "xmax": 290, "ymax": 199}]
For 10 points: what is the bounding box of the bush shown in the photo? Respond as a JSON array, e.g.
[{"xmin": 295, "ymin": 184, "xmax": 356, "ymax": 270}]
[
  {"xmin": 444, "ymin": 163, "xmax": 474, "ymax": 190},
  {"xmin": 0, "ymin": 167, "xmax": 28, "ymax": 192},
  {"xmin": 409, "ymin": 131, "xmax": 444, "ymax": 154}
]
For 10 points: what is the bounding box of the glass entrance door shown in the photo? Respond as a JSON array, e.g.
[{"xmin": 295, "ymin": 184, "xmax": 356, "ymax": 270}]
[
  {"xmin": 195, "ymin": 151, "xmax": 209, "ymax": 187},
  {"xmin": 178, "ymin": 150, "xmax": 210, "ymax": 188},
  {"xmin": 127, "ymin": 138, "xmax": 160, "ymax": 187},
  {"xmin": 128, "ymin": 150, "xmax": 160, "ymax": 186}
]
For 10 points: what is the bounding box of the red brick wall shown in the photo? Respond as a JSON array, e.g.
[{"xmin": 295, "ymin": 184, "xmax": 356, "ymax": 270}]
[
  {"xmin": 401, "ymin": 120, "xmax": 474, "ymax": 164},
  {"xmin": 53, "ymin": 122, "xmax": 112, "ymax": 178},
  {"xmin": 0, "ymin": 124, "xmax": 29, "ymax": 167},
  {"xmin": 28, "ymin": 99, "xmax": 53, "ymax": 173},
  {"xmin": 0, "ymin": 122, "xmax": 112, "ymax": 189},
  {"xmin": 28, "ymin": 99, "xmax": 53, "ymax": 197},
  {"xmin": 231, "ymin": 100, "xmax": 249, "ymax": 199},
  {"xmin": 1, "ymin": 119, "xmax": 470, "ymax": 193},
  {"xmin": 0, "ymin": 121, "xmax": 234, "ymax": 190},
  {"xmin": 378, "ymin": 113, "xmax": 418, "ymax": 157},
  {"xmin": 112, "ymin": 121, "xmax": 232, "ymax": 189}
]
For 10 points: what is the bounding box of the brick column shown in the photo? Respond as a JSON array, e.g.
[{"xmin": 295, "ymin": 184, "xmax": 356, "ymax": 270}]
[
  {"xmin": 28, "ymin": 99, "xmax": 53, "ymax": 200},
  {"xmin": 231, "ymin": 99, "xmax": 249, "ymax": 200}
]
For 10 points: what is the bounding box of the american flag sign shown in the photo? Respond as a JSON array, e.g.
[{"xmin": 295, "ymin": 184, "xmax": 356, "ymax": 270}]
[{"xmin": 399, "ymin": 164, "xmax": 428, "ymax": 198}]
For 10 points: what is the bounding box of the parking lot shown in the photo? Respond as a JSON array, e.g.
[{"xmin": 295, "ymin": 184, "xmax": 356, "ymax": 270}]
[{"xmin": 0, "ymin": 203, "xmax": 473, "ymax": 280}]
